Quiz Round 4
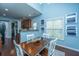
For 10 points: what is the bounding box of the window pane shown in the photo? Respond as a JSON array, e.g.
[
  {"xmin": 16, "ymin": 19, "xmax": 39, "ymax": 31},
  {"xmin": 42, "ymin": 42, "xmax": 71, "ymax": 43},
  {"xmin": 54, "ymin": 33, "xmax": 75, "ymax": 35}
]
[
  {"xmin": 46, "ymin": 30, "xmax": 64, "ymax": 39},
  {"xmin": 46, "ymin": 21, "xmax": 53, "ymax": 29},
  {"xmin": 46, "ymin": 18, "xmax": 64, "ymax": 40},
  {"xmin": 46, "ymin": 19, "xmax": 64, "ymax": 29}
]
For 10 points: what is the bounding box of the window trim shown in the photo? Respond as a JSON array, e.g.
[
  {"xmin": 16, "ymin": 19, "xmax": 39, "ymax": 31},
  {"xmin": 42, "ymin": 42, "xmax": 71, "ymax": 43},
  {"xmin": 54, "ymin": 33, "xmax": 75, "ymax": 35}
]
[{"xmin": 45, "ymin": 17, "xmax": 64, "ymax": 40}]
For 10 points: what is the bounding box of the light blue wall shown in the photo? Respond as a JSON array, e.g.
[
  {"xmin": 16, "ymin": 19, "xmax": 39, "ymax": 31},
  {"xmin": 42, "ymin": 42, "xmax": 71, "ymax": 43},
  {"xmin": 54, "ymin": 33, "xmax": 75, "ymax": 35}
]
[
  {"xmin": 41, "ymin": 3, "xmax": 79, "ymax": 50},
  {"xmin": 23, "ymin": 3, "xmax": 79, "ymax": 50}
]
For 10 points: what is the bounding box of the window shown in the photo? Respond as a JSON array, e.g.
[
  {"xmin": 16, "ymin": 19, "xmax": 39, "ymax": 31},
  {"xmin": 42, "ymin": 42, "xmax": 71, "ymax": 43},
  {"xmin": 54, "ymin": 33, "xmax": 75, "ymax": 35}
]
[{"xmin": 46, "ymin": 18, "xmax": 64, "ymax": 40}]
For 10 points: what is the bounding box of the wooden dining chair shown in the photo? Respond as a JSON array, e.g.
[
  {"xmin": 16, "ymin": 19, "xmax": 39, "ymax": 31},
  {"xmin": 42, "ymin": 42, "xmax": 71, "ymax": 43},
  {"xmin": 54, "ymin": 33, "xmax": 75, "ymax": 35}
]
[{"xmin": 13, "ymin": 40, "xmax": 24, "ymax": 56}]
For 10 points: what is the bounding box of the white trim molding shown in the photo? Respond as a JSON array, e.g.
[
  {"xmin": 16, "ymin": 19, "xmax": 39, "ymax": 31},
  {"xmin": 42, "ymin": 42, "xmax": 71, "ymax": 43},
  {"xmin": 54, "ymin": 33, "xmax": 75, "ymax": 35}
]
[{"xmin": 56, "ymin": 44, "xmax": 79, "ymax": 52}]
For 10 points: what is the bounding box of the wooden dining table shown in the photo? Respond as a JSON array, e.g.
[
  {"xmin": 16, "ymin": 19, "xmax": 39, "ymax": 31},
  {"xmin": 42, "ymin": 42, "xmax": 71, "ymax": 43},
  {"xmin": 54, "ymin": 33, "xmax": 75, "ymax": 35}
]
[{"xmin": 20, "ymin": 39, "xmax": 48, "ymax": 56}]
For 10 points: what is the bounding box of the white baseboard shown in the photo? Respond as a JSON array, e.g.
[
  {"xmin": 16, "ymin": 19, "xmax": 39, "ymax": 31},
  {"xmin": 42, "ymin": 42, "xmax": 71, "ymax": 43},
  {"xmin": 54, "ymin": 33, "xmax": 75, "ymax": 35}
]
[{"xmin": 56, "ymin": 44, "xmax": 79, "ymax": 52}]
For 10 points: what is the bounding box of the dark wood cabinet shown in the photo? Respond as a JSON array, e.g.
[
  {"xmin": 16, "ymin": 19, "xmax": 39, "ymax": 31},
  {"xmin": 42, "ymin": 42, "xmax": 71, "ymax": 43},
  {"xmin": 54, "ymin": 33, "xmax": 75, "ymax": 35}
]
[{"xmin": 21, "ymin": 19, "xmax": 32, "ymax": 29}]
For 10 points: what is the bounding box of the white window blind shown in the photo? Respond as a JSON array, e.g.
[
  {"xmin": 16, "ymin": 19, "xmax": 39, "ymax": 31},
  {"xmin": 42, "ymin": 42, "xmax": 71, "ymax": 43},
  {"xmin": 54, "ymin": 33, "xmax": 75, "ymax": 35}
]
[{"xmin": 46, "ymin": 18, "xmax": 64, "ymax": 40}]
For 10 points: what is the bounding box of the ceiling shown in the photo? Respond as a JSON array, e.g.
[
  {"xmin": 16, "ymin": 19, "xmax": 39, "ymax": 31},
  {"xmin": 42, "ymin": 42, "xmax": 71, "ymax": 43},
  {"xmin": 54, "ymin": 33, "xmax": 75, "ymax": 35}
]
[{"xmin": 0, "ymin": 3, "xmax": 41, "ymax": 19}]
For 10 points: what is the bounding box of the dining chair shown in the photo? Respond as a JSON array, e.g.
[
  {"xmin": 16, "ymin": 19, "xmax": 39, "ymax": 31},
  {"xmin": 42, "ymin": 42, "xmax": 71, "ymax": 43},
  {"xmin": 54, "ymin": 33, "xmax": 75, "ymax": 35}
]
[
  {"xmin": 13, "ymin": 40, "xmax": 24, "ymax": 56},
  {"xmin": 48, "ymin": 38, "xmax": 58, "ymax": 56},
  {"xmin": 42, "ymin": 33, "xmax": 50, "ymax": 39},
  {"xmin": 39, "ymin": 38, "xmax": 58, "ymax": 56}
]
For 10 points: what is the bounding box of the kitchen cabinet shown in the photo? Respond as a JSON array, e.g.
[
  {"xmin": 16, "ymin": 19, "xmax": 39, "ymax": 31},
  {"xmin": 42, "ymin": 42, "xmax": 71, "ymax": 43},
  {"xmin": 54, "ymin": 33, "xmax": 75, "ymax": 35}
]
[{"xmin": 21, "ymin": 19, "xmax": 32, "ymax": 29}]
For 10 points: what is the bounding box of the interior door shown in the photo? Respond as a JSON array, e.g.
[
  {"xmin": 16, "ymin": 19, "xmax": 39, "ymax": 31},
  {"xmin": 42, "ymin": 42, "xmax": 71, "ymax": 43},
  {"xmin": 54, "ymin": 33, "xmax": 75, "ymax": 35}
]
[
  {"xmin": 11, "ymin": 22, "xmax": 15, "ymax": 40},
  {"xmin": 0, "ymin": 22, "xmax": 6, "ymax": 45}
]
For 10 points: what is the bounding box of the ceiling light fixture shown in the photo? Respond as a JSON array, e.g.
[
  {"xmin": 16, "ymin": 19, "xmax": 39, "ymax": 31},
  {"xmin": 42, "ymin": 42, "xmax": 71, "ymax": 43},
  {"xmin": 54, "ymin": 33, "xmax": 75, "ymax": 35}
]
[
  {"xmin": 5, "ymin": 8, "xmax": 8, "ymax": 11},
  {"xmin": 47, "ymin": 3, "xmax": 51, "ymax": 4},
  {"xmin": 28, "ymin": 14, "xmax": 31, "ymax": 16},
  {"xmin": 39, "ymin": 3, "xmax": 42, "ymax": 5},
  {"xmin": 3, "ymin": 13, "xmax": 6, "ymax": 16}
]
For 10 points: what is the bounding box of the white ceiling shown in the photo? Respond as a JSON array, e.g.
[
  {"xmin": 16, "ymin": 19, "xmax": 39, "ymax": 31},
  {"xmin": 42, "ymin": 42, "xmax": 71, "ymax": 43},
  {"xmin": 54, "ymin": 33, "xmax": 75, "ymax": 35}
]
[{"xmin": 0, "ymin": 3, "xmax": 41, "ymax": 19}]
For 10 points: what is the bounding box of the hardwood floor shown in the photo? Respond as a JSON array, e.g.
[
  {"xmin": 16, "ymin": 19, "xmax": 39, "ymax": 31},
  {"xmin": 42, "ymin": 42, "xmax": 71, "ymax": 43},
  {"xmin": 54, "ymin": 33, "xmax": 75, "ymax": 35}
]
[
  {"xmin": 0, "ymin": 38, "xmax": 16, "ymax": 56},
  {"xmin": 0, "ymin": 38, "xmax": 79, "ymax": 56}
]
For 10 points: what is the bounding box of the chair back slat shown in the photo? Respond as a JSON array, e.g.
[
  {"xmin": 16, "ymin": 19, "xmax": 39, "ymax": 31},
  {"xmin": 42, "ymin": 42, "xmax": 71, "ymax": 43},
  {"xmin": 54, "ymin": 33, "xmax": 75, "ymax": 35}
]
[
  {"xmin": 13, "ymin": 40, "xmax": 23, "ymax": 56},
  {"xmin": 48, "ymin": 38, "xmax": 57, "ymax": 56}
]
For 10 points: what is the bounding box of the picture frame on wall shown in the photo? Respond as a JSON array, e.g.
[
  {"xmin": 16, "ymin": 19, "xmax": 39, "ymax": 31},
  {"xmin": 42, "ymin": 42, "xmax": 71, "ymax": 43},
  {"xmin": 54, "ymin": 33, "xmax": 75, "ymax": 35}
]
[
  {"xmin": 66, "ymin": 25, "xmax": 77, "ymax": 36},
  {"xmin": 41, "ymin": 20, "xmax": 44, "ymax": 25},
  {"xmin": 66, "ymin": 12, "xmax": 77, "ymax": 24},
  {"xmin": 66, "ymin": 12, "xmax": 77, "ymax": 37}
]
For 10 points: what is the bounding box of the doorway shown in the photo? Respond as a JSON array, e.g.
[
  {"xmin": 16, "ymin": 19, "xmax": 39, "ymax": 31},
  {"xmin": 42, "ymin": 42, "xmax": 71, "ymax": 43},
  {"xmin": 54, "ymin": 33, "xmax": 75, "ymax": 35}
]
[
  {"xmin": 11, "ymin": 21, "xmax": 18, "ymax": 40},
  {"xmin": 0, "ymin": 21, "xmax": 6, "ymax": 46}
]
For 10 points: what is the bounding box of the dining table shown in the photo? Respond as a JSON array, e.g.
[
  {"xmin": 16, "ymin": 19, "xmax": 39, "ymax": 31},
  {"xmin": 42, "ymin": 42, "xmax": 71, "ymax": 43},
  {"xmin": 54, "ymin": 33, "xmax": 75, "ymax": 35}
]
[{"xmin": 20, "ymin": 39, "xmax": 48, "ymax": 56}]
